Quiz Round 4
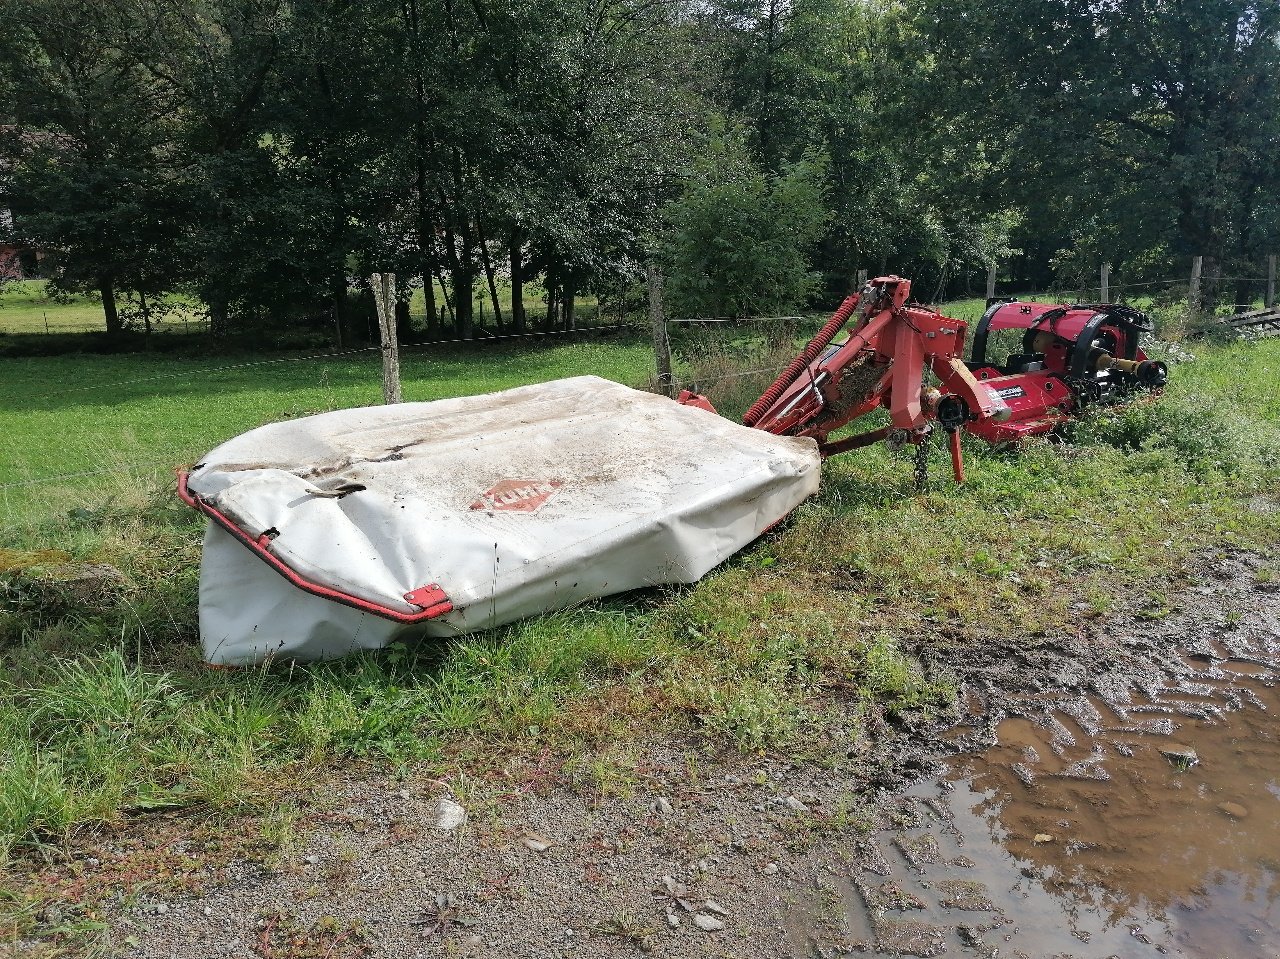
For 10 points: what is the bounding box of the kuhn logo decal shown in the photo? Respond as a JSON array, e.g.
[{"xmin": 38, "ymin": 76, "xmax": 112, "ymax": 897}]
[{"xmin": 470, "ymin": 479, "xmax": 563, "ymax": 513}]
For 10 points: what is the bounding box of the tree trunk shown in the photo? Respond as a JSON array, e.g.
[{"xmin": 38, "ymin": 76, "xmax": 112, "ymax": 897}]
[
  {"xmin": 139, "ymin": 290, "xmax": 153, "ymax": 336},
  {"xmin": 407, "ymin": 0, "xmax": 438, "ymax": 343},
  {"xmin": 509, "ymin": 234, "xmax": 526, "ymax": 333},
  {"xmin": 208, "ymin": 295, "xmax": 229, "ymax": 338},
  {"xmin": 423, "ymin": 271, "xmax": 438, "ymax": 340},
  {"xmin": 331, "ymin": 273, "xmax": 347, "ymax": 347},
  {"xmin": 395, "ymin": 299, "xmax": 413, "ymax": 344},
  {"xmin": 452, "ymin": 265, "xmax": 474, "ymax": 340},
  {"xmin": 436, "ymin": 267, "xmax": 455, "ymax": 329},
  {"xmin": 542, "ymin": 285, "xmax": 557, "ymax": 333},
  {"xmin": 563, "ymin": 284, "xmax": 576, "ymax": 331},
  {"xmin": 478, "ymin": 237, "xmax": 504, "ymax": 331},
  {"xmin": 1203, "ymin": 255, "xmax": 1222, "ymax": 313},
  {"xmin": 99, "ymin": 276, "xmax": 122, "ymax": 336}
]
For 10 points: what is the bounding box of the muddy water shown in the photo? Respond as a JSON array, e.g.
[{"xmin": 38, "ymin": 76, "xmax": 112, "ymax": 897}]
[
  {"xmin": 806, "ymin": 555, "xmax": 1280, "ymax": 958},
  {"xmin": 939, "ymin": 679, "xmax": 1279, "ymax": 958}
]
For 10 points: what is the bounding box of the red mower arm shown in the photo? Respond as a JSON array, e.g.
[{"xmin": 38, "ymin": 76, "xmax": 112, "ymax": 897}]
[{"xmin": 682, "ymin": 276, "xmax": 1009, "ymax": 482}]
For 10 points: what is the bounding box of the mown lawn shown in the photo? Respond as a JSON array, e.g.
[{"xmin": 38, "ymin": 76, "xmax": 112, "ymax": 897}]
[
  {"xmin": 2, "ymin": 319, "xmax": 1279, "ymax": 950},
  {"xmin": 0, "ymin": 335, "xmax": 656, "ymax": 524},
  {"xmin": 0, "ymin": 278, "xmax": 603, "ymax": 336},
  {"xmin": 0, "ymin": 280, "xmax": 110, "ymax": 334}
]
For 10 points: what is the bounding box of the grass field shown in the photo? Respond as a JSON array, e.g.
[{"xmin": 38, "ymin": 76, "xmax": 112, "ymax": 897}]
[
  {"xmin": 0, "ymin": 280, "xmax": 113, "ymax": 334},
  {"xmin": 3, "ymin": 305, "xmax": 1280, "ymax": 950},
  {"xmin": 0, "ymin": 335, "xmax": 656, "ymax": 523},
  {"xmin": 0, "ymin": 278, "xmax": 601, "ymax": 336}
]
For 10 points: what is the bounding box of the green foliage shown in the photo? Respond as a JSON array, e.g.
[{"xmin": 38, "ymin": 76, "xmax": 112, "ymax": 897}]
[
  {"xmin": 692, "ymin": 678, "xmax": 805, "ymax": 752},
  {"xmin": 662, "ymin": 129, "xmax": 830, "ymax": 318},
  {"xmin": 923, "ymin": 0, "xmax": 1280, "ymax": 292}
]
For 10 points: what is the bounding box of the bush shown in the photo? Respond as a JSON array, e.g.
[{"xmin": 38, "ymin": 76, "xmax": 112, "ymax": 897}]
[
  {"xmin": 1071, "ymin": 390, "xmax": 1267, "ymax": 475},
  {"xmin": 662, "ymin": 126, "xmax": 829, "ymax": 320}
]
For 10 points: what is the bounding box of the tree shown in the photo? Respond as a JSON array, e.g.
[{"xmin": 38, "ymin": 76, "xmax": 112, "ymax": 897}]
[
  {"xmin": 662, "ymin": 127, "xmax": 829, "ymax": 318},
  {"xmin": 0, "ymin": 0, "xmax": 188, "ymax": 335},
  {"xmin": 922, "ymin": 0, "xmax": 1280, "ymax": 300}
]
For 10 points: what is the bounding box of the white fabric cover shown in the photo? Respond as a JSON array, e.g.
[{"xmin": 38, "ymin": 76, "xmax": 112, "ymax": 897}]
[{"xmin": 189, "ymin": 375, "xmax": 820, "ymax": 665}]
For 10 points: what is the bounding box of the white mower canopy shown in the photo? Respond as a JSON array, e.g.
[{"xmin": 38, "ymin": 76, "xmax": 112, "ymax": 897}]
[{"xmin": 182, "ymin": 375, "xmax": 820, "ymax": 665}]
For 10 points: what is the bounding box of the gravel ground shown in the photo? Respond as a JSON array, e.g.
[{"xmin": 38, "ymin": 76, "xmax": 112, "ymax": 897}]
[{"xmin": 112, "ymin": 753, "xmax": 877, "ymax": 959}]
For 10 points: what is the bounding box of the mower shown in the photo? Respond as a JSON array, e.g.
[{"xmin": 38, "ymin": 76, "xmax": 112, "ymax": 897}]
[
  {"xmin": 678, "ymin": 275, "xmax": 1168, "ymax": 475},
  {"xmin": 178, "ymin": 276, "xmax": 1166, "ymax": 664}
]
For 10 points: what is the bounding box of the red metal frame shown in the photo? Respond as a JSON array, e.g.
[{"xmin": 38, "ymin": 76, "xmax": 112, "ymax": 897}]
[
  {"xmin": 176, "ymin": 470, "xmax": 454, "ymax": 623},
  {"xmin": 685, "ymin": 276, "xmax": 1011, "ymax": 482},
  {"xmin": 683, "ymin": 278, "xmax": 1167, "ymax": 478}
]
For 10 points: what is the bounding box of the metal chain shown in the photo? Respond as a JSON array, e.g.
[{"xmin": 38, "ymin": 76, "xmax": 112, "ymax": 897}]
[{"xmin": 913, "ymin": 429, "xmax": 932, "ymax": 491}]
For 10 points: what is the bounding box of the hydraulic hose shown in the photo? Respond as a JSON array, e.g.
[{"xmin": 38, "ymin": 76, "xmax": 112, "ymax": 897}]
[{"xmin": 743, "ymin": 293, "xmax": 861, "ymax": 427}]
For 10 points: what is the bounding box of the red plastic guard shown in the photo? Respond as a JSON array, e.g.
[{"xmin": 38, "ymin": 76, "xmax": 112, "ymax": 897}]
[{"xmin": 177, "ymin": 469, "xmax": 454, "ymax": 624}]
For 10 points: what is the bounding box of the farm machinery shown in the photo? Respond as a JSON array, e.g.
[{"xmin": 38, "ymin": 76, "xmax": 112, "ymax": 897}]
[
  {"xmin": 678, "ymin": 274, "xmax": 1168, "ymax": 482},
  {"xmin": 179, "ymin": 274, "xmax": 1167, "ymax": 665}
]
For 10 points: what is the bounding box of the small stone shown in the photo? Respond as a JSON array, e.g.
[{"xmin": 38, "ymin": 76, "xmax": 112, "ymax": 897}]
[
  {"xmin": 654, "ymin": 796, "xmax": 674, "ymax": 816},
  {"xmin": 704, "ymin": 900, "xmax": 728, "ymax": 916},
  {"xmin": 957, "ymin": 923, "xmax": 983, "ymax": 947},
  {"xmin": 204, "ymin": 907, "xmax": 213, "ymax": 917},
  {"xmin": 155, "ymin": 903, "xmax": 168, "ymax": 915},
  {"xmin": 86, "ymin": 857, "xmax": 100, "ymax": 867},
  {"xmin": 522, "ymin": 832, "xmax": 555, "ymax": 852},
  {"xmin": 666, "ymin": 912, "xmax": 681, "ymax": 928},
  {"xmin": 1159, "ymin": 744, "xmax": 1199, "ymax": 769},
  {"xmin": 436, "ymin": 797, "xmax": 467, "ymax": 831},
  {"xmin": 1033, "ymin": 833, "xmax": 1054, "ymax": 844},
  {"xmin": 397, "ymin": 788, "xmax": 411, "ymax": 800},
  {"xmin": 693, "ymin": 913, "xmax": 725, "ymax": 932},
  {"xmin": 762, "ymin": 862, "xmax": 779, "ymax": 875},
  {"xmin": 304, "ymin": 855, "xmax": 318, "ymax": 865},
  {"xmin": 1218, "ymin": 801, "xmax": 1248, "ymax": 819},
  {"xmin": 662, "ymin": 876, "xmax": 689, "ymax": 898},
  {"xmin": 782, "ymin": 796, "xmax": 810, "ymax": 813}
]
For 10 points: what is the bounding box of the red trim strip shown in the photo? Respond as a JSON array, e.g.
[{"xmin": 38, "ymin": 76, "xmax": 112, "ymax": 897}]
[{"xmin": 176, "ymin": 470, "xmax": 454, "ymax": 623}]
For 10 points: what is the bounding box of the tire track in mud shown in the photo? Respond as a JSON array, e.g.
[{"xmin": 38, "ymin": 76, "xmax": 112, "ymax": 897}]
[{"xmin": 800, "ymin": 550, "xmax": 1280, "ymax": 959}]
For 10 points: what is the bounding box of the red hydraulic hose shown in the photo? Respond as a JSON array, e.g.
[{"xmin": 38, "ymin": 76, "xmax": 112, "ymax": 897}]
[{"xmin": 742, "ymin": 293, "xmax": 861, "ymax": 427}]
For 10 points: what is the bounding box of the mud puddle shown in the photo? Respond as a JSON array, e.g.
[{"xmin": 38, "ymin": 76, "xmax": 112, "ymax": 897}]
[{"xmin": 798, "ymin": 553, "xmax": 1280, "ymax": 958}]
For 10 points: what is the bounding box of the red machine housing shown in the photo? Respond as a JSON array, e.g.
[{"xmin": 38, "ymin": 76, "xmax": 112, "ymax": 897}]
[{"xmin": 962, "ymin": 299, "xmax": 1167, "ymax": 444}]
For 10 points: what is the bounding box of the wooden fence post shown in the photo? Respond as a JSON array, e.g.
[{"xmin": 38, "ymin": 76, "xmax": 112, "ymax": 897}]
[
  {"xmin": 647, "ymin": 261, "xmax": 673, "ymax": 397},
  {"xmin": 1100, "ymin": 262, "xmax": 1110, "ymax": 303},
  {"xmin": 1268, "ymin": 254, "xmax": 1276, "ymax": 309},
  {"xmin": 1189, "ymin": 255, "xmax": 1203, "ymax": 316},
  {"xmin": 985, "ymin": 262, "xmax": 997, "ymax": 300},
  {"xmin": 372, "ymin": 273, "xmax": 402, "ymax": 404}
]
